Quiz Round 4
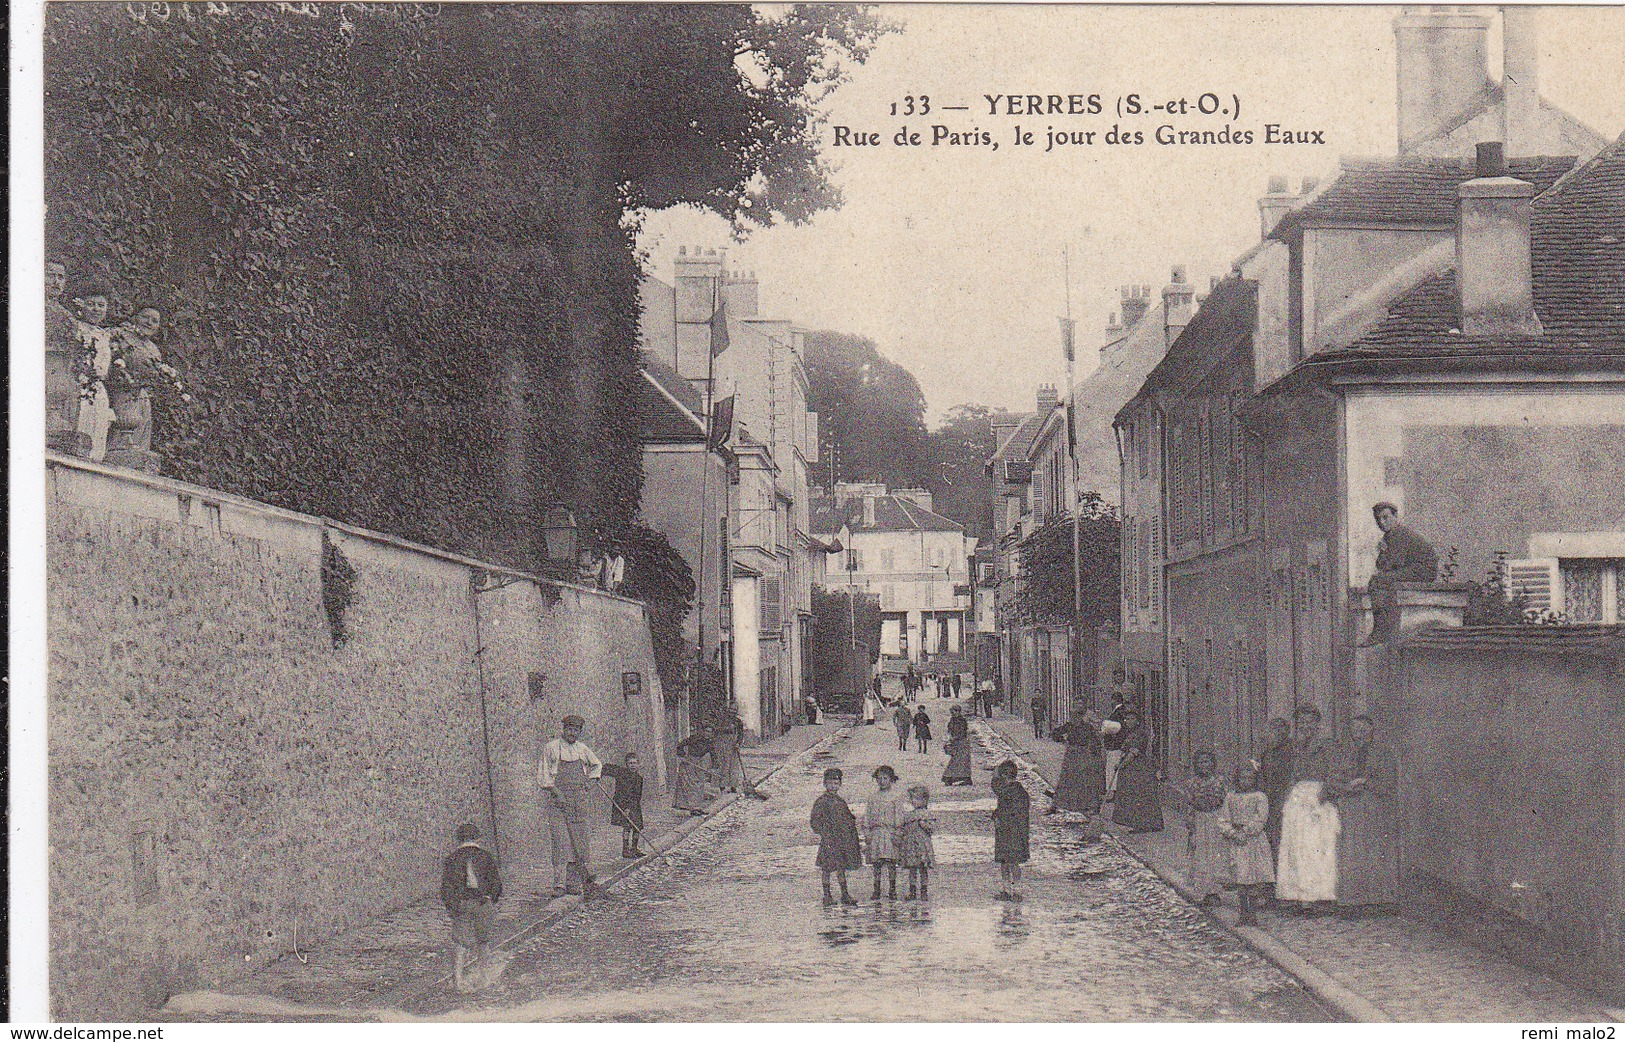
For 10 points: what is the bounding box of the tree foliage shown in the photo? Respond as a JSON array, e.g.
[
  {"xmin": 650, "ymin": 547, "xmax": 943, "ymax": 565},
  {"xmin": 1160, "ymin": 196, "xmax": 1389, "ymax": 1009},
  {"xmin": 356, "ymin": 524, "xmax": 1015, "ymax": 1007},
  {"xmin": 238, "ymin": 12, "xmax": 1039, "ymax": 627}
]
[
  {"xmin": 44, "ymin": 3, "xmax": 890, "ymax": 582},
  {"xmin": 804, "ymin": 329, "xmax": 930, "ymax": 493},
  {"xmin": 810, "ymin": 586, "xmax": 883, "ymax": 695},
  {"xmin": 1011, "ymin": 495, "xmax": 1121, "ymax": 627},
  {"xmin": 922, "ymin": 403, "xmax": 1012, "ymax": 539}
]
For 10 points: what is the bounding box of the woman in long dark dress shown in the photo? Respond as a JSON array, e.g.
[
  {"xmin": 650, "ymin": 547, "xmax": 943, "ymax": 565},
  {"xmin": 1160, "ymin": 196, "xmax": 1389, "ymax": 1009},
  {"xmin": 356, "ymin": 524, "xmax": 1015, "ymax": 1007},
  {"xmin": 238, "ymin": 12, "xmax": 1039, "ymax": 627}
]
[
  {"xmin": 942, "ymin": 706, "xmax": 973, "ymax": 785},
  {"xmin": 1328, "ymin": 714, "xmax": 1399, "ymax": 913},
  {"xmin": 1110, "ymin": 710, "xmax": 1164, "ymax": 833},
  {"xmin": 711, "ymin": 713, "xmax": 747, "ymax": 793},
  {"xmin": 1048, "ymin": 708, "xmax": 1109, "ymax": 815}
]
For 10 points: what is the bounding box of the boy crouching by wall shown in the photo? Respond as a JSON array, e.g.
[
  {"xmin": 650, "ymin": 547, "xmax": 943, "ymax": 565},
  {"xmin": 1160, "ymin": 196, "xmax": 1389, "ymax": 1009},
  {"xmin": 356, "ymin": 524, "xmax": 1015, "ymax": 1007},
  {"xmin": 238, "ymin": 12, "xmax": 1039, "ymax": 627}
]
[{"xmin": 441, "ymin": 823, "xmax": 502, "ymax": 992}]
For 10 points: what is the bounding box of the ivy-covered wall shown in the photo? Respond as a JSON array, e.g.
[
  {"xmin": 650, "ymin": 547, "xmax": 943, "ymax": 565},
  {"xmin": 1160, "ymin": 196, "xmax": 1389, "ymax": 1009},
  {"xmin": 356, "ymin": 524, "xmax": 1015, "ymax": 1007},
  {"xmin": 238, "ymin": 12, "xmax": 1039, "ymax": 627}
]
[{"xmin": 45, "ymin": 3, "xmax": 645, "ymax": 572}]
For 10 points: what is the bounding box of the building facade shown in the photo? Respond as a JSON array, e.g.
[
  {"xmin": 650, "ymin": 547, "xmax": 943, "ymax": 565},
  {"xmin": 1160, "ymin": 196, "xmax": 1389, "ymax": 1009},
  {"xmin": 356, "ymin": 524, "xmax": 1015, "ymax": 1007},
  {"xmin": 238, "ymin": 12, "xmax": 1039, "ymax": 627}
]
[
  {"xmin": 811, "ymin": 484, "xmax": 975, "ymax": 669},
  {"xmin": 1114, "ymin": 5, "xmax": 1617, "ymax": 789},
  {"xmin": 640, "ymin": 248, "xmax": 820, "ymax": 738}
]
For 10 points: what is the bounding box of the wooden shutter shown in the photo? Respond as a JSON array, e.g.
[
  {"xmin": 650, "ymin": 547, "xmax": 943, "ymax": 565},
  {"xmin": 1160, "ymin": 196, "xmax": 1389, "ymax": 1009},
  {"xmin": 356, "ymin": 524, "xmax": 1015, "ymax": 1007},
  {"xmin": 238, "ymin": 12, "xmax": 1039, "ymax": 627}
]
[
  {"xmin": 760, "ymin": 577, "xmax": 783, "ymax": 631},
  {"xmin": 1503, "ymin": 558, "xmax": 1561, "ymax": 614}
]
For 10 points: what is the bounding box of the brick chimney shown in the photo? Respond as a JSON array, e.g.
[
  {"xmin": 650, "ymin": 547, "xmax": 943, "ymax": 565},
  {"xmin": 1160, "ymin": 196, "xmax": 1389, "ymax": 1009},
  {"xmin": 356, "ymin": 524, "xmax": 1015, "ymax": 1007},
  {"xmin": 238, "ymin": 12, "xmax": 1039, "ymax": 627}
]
[
  {"xmin": 1036, "ymin": 384, "xmax": 1059, "ymax": 412},
  {"xmin": 1258, "ymin": 175, "xmax": 1299, "ymax": 238},
  {"xmin": 1501, "ymin": 6, "xmax": 1541, "ymax": 157},
  {"xmin": 1394, "ymin": 6, "xmax": 1493, "ymax": 153},
  {"xmin": 1119, "ymin": 285, "xmax": 1151, "ymax": 328},
  {"xmin": 1162, "ymin": 266, "xmax": 1195, "ymax": 348},
  {"xmin": 1458, "ymin": 141, "xmax": 1542, "ymax": 337},
  {"xmin": 724, "ymin": 269, "xmax": 759, "ymax": 318},
  {"xmin": 673, "ymin": 246, "xmax": 727, "ymax": 382},
  {"xmin": 862, "ymin": 495, "xmax": 877, "ymax": 529},
  {"xmin": 1104, "ymin": 311, "xmax": 1123, "ymax": 340}
]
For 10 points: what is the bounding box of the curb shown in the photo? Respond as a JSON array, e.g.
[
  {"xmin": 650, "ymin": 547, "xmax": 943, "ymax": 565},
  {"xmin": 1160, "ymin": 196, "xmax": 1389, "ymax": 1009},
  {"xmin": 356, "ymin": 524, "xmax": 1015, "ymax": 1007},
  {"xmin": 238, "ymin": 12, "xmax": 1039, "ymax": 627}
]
[
  {"xmin": 975, "ymin": 719, "xmax": 1388, "ymax": 1024},
  {"xmin": 380, "ymin": 724, "xmax": 853, "ymax": 1007}
]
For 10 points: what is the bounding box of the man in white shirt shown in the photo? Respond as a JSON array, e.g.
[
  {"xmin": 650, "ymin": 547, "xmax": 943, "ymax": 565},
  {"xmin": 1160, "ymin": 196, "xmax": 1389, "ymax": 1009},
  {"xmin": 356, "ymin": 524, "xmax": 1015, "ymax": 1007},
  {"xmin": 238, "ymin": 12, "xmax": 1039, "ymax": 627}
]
[{"xmin": 539, "ymin": 714, "xmax": 604, "ymax": 896}]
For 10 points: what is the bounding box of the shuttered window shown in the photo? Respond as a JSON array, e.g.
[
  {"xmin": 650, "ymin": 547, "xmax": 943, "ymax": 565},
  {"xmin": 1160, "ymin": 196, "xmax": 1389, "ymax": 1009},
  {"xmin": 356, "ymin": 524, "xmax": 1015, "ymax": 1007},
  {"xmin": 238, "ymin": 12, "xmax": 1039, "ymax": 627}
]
[{"xmin": 760, "ymin": 577, "xmax": 782, "ymax": 631}]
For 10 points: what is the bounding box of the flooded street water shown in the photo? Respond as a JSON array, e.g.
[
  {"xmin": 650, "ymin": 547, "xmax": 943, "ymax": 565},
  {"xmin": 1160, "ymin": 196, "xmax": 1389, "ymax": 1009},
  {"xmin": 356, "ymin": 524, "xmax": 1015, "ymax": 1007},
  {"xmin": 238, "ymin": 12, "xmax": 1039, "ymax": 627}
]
[{"xmin": 408, "ymin": 714, "xmax": 1332, "ymax": 1021}]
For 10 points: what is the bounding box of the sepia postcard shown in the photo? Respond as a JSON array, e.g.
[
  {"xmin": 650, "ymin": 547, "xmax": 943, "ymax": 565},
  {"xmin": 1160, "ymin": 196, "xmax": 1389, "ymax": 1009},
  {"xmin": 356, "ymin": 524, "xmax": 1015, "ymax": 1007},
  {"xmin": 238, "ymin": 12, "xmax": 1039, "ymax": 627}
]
[{"xmin": 12, "ymin": 0, "xmax": 1625, "ymax": 1028}]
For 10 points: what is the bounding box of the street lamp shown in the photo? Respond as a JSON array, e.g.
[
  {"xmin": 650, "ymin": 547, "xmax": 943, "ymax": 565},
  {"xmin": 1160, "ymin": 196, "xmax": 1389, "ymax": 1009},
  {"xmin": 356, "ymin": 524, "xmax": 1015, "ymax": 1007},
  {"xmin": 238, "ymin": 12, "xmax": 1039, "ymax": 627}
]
[{"xmin": 542, "ymin": 507, "xmax": 578, "ymax": 564}]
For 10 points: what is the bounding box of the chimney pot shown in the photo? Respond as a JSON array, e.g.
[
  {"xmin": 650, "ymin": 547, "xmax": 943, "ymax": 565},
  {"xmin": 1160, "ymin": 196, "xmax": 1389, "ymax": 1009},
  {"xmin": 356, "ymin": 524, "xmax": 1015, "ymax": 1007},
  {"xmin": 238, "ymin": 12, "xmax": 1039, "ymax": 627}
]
[
  {"xmin": 1210, "ymin": 275, "xmax": 1220, "ymax": 290},
  {"xmin": 1267, "ymin": 174, "xmax": 1290, "ymax": 194},
  {"xmin": 1457, "ymin": 155, "xmax": 1541, "ymax": 337},
  {"xmin": 1301, "ymin": 176, "xmax": 1320, "ymax": 194},
  {"xmin": 678, "ymin": 245, "xmax": 687, "ymax": 256},
  {"xmin": 1476, "ymin": 140, "xmax": 1506, "ymax": 178},
  {"xmin": 1171, "ymin": 265, "xmax": 1187, "ymax": 284}
]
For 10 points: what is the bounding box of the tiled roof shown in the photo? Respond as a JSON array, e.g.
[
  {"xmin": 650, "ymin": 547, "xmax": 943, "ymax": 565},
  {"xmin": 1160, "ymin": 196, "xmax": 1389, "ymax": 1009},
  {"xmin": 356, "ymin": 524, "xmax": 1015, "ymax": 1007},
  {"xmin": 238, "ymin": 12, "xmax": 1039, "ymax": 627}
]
[
  {"xmin": 1269, "ymin": 155, "xmax": 1577, "ymax": 241},
  {"xmin": 1126, "ymin": 278, "xmax": 1256, "ymax": 413},
  {"xmin": 990, "ymin": 411, "xmax": 1048, "ymax": 465},
  {"xmin": 636, "ymin": 351, "xmax": 706, "ymax": 443},
  {"xmin": 809, "ymin": 494, "xmax": 965, "ymax": 535},
  {"xmin": 1302, "ymin": 136, "xmax": 1625, "ymax": 372}
]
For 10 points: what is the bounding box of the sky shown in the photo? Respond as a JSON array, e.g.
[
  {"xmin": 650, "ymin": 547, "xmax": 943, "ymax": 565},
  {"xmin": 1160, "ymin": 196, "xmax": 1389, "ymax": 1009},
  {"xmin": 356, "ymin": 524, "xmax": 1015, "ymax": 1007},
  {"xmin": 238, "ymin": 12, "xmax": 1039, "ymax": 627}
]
[{"xmin": 635, "ymin": 5, "xmax": 1625, "ymax": 425}]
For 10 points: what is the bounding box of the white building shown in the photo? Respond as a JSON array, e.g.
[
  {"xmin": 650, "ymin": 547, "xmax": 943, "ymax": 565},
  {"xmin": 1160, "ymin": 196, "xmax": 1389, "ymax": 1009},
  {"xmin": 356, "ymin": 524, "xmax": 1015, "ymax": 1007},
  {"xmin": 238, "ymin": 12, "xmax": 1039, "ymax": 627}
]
[{"xmin": 811, "ymin": 484, "xmax": 976, "ymax": 666}]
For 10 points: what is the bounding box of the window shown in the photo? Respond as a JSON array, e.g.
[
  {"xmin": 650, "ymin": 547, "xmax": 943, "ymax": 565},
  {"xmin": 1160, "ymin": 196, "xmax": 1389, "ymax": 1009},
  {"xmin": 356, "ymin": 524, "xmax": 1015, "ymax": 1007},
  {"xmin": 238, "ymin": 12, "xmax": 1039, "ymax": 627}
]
[
  {"xmin": 1138, "ymin": 520, "xmax": 1152, "ymax": 609},
  {"xmin": 760, "ymin": 578, "xmax": 782, "ymax": 631},
  {"xmin": 930, "ymin": 547, "xmax": 944, "ymax": 568},
  {"xmin": 1231, "ymin": 394, "xmax": 1249, "ymax": 535},
  {"xmin": 1560, "ymin": 558, "xmax": 1623, "ymax": 622},
  {"xmin": 880, "ymin": 549, "xmax": 895, "ymax": 572},
  {"xmin": 883, "ymin": 584, "xmax": 897, "ymax": 609},
  {"xmin": 847, "ymin": 549, "xmax": 862, "ymax": 573},
  {"xmin": 1199, "ymin": 408, "xmax": 1215, "ymax": 545}
]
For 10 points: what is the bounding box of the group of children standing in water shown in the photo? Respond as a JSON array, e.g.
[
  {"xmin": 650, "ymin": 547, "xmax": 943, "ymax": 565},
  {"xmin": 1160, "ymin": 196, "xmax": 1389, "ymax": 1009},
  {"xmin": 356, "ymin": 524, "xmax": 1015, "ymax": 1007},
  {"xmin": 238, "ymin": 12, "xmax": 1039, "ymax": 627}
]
[{"xmin": 809, "ymin": 758, "xmax": 1034, "ymax": 906}]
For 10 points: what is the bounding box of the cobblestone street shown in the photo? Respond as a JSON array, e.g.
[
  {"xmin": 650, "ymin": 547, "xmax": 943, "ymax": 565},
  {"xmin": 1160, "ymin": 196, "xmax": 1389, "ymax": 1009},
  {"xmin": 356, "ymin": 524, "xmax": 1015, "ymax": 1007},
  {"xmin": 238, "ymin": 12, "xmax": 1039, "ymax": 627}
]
[{"xmin": 398, "ymin": 714, "xmax": 1330, "ymax": 1021}]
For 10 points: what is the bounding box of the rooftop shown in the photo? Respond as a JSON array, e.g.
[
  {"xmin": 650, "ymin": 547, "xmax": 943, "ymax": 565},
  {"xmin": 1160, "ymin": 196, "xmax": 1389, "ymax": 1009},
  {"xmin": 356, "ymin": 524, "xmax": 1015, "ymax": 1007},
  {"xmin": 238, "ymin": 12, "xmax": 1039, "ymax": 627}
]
[{"xmin": 810, "ymin": 492, "xmax": 965, "ymax": 535}]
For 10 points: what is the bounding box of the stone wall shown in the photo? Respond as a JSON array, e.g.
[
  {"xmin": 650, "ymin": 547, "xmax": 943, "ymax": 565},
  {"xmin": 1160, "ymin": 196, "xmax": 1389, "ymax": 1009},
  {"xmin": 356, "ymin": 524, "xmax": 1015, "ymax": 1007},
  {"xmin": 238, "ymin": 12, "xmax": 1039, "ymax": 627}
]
[
  {"xmin": 46, "ymin": 457, "xmax": 664, "ymax": 1019},
  {"xmin": 1392, "ymin": 626, "xmax": 1625, "ymax": 1001}
]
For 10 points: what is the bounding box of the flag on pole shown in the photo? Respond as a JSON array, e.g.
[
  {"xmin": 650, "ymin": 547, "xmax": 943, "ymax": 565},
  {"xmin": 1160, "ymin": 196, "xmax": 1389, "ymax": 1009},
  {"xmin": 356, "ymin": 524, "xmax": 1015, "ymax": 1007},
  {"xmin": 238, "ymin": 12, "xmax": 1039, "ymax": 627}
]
[
  {"xmin": 1059, "ymin": 317, "xmax": 1076, "ymax": 363},
  {"xmin": 709, "ymin": 395, "xmax": 735, "ymax": 451},
  {"xmin": 710, "ymin": 278, "xmax": 730, "ymax": 357}
]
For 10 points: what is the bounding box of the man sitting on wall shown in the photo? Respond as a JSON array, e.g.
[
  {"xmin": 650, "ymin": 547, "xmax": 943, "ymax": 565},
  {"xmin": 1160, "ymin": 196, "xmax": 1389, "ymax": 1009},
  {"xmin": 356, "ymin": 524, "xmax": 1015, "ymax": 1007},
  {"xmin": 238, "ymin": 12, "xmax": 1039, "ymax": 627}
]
[{"xmin": 1358, "ymin": 502, "xmax": 1438, "ymax": 647}]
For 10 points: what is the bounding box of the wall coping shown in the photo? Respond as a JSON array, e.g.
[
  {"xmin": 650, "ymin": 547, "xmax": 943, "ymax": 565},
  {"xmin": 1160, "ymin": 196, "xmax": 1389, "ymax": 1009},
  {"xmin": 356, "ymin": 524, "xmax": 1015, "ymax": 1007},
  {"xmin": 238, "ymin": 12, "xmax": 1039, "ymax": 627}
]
[
  {"xmin": 1398, "ymin": 623, "xmax": 1625, "ymax": 657},
  {"xmin": 44, "ymin": 453, "xmax": 646, "ymax": 610}
]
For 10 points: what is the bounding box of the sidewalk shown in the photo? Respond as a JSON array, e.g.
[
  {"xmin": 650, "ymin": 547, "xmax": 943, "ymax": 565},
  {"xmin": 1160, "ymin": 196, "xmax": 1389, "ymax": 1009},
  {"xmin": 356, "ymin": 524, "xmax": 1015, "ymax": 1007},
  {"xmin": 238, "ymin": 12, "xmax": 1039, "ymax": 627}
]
[
  {"xmin": 164, "ymin": 722, "xmax": 845, "ymax": 1018},
  {"xmin": 979, "ymin": 709, "xmax": 1620, "ymax": 1022}
]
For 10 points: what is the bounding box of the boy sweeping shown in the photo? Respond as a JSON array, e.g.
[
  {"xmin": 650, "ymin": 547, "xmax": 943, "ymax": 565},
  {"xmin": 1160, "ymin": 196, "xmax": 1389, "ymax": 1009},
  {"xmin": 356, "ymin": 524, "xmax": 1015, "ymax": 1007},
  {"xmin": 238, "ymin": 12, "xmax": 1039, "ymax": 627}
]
[{"xmin": 441, "ymin": 823, "xmax": 502, "ymax": 992}]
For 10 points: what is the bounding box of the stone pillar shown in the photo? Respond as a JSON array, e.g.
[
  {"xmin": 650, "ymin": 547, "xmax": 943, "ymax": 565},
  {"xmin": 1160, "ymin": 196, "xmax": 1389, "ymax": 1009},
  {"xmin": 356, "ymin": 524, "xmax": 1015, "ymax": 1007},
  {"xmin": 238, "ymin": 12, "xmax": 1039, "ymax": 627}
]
[
  {"xmin": 46, "ymin": 348, "xmax": 91, "ymax": 457},
  {"xmin": 103, "ymin": 391, "xmax": 161, "ymax": 474},
  {"xmin": 1352, "ymin": 583, "xmax": 1470, "ymax": 713}
]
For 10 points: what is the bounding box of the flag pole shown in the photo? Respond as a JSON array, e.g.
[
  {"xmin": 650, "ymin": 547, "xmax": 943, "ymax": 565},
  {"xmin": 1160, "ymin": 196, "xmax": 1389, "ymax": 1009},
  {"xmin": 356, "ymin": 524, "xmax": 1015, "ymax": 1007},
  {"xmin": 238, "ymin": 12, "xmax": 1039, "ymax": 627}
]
[
  {"xmin": 1065, "ymin": 247, "xmax": 1083, "ymax": 721},
  {"xmin": 694, "ymin": 274, "xmax": 721, "ymax": 730}
]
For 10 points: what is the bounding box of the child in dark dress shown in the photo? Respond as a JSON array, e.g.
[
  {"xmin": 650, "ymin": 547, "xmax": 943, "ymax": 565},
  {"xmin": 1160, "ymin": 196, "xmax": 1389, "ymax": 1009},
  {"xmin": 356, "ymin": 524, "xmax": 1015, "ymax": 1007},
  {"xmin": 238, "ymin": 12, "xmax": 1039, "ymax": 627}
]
[
  {"xmin": 810, "ymin": 767, "xmax": 862, "ymax": 906},
  {"xmin": 601, "ymin": 752, "xmax": 646, "ymax": 858},
  {"xmin": 912, "ymin": 708, "xmax": 933, "ymax": 754},
  {"xmin": 991, "ymin": 759, "xmax": 1031, "ymax": 901}
]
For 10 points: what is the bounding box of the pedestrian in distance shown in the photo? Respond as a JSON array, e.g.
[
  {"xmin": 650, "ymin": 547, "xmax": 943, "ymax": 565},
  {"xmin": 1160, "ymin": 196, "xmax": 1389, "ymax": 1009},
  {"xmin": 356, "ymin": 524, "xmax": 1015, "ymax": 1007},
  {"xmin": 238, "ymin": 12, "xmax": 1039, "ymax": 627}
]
[
  {"xmin": 1030, "ymin": 695, "xmax": 1048, "ymax": 739},
  {"xmin": 898, "ymin": 785, "xmax": 937, "ymax": 900},
  {"xmin": 1185, "ymin": 749, "xmax": 1229, "ymax": 907},
  {"xmin": 712, "ymin": 712, "xmax": 747, "ymax": 793},
  {"xmin": 864, "ymin": 765, "xmax": 907, "ymax": 900},
  {"xmin": 951, "ymin": 672, "xmax": 962, "ymax": 699},
  {"xmin": 1219, "ymin": 761, "xmax": 1275, "ymax": 927},
  {"xmin": 601, "ymin": 752, "xmax": 646, "ymax": 859},
  {"xmin": 811, "ymin": 767, "xmax": 862, "ymax": 906},
  {"xmin": 892, "ymin": 700, "xmax": 913, "ymax": 752},
  {"xmin": 672, "ymin": 725, "xmax": 720, "ymax": 814},
  {"xmin": 991, "ymin": 760, "xmax": 1030, "ymax": 901},
  {"xmin": 539, "ymin": 714, "xmax": 604, "ymax": 897},
  {"xmin": 441, "ymin": 823, "xmax": 502, "ymax": 993},
  {"xmin": 1109, "ymin": 709, "xmax": 1164, "ymax": 833},
  {"xmin": 912, "ymin": 706, "xmax": 933, "ymax": 754},
  {"xmin": 1048, "ymin": 708, "xmax": 1114, "ymax": 816},
  {"xmin": 942, "ymin": 705, "xmax": 973, "ymax": 785}
]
